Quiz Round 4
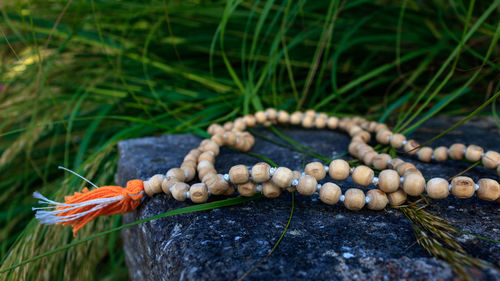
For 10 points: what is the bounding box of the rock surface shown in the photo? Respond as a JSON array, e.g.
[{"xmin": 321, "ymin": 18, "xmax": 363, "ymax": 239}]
[{"xmin": 117, "ymin": 118, "xmax": 500, "ymax": 281}]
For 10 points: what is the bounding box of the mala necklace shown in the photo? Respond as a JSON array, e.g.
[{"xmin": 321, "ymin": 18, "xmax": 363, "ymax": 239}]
[{"xmin": 34, "ymin": 109, "xmax": 500, "ymax": 235}]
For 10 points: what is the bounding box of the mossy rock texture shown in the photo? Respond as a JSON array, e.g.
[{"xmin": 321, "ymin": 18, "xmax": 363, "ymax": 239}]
[{"xmin": 117, "ymin": 117, "xmax": 500, "ymax": 281}]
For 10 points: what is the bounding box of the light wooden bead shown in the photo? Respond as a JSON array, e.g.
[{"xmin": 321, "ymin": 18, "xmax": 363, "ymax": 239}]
[
  {"xmin": 203, "ymin": 173, "xmax": 230, "ymax": 195},
  {"xmin": 451, "ymin": 176, "xmax": 475, "ymax": 198},
  {"xmin": 327, "ymin": 117, "xmax": 339, "ymax": 129},
  {"xmin": 433, "ymin": 146, "xmax": 448, "ymax": 162},
  {"xmin": 265, "ymin": 108, "xmax": 277, "ymax": 120},
  {"xmin": 302, "ymin": 115, "xmax": 315, "ymax": 128},
  {"xmin": 229, "ymin": 164, "xmax": 250, "ymax": 184},
  {"xmin": 402, "ymin": 173, "xmax": 425, "ymax": 196},
  {"xmin": 476, "ymin": 179, "xmax": 500, "ymax": 201},
  {"xmin": 367, "ymin": 121, "xmax": 378, "ymax": 132},
  {"xmin": 262, "ymin": 181, "xmax": 281, "ymax": 198},
  {"xmin": 197, "ymin": 160, "xmax": 214, "ymax": 171},
  {"xmin": 272, "ymin": 167, "xmax": 294, "ymax": 188},
  {"xmin": 290, "ymin": 111, "xmax": 303, "ymax": 125},
  {"xmin": 297, "ymin": 175, "xmax": 318, "ymax": 196},
  {"xmin": 180, "ymin": 165, "xmax": 196, "ymax": 182},
  {"xmin": 404, "ymin": 140, "xmax": 419, "ymax": 155},
  {"xmin": 234, "ymin": 137, "xmax": 249, "ymax": 152},
  {"xmin": 344, "ymin": 188, "xmax": 365, "ymax": 211},
  {"xmin": 304, "ymin": 162, "xmax": 326, "ymax": 181},
  {"xmin": 482, "ymin": 151, "xmax": 500, "ymax": 169},
  {"xmin": 224, "ymin": 185, "xmax": 235, "ymax": 196},
  {"xmin": 211, "ymin": 134, "xmax": 225, "ymax": 146},
  {"xmin": 305, "ymin": 109, "xmax": 316, "ymax": 117},
  {"xmin": 374, "ymin": 123, "xmax": 389, "ymax": 133},
  {"xmin": 366, "ymin": 189, "xmax": 388, "ymax": 210},
  {"xmin": 238, "ymin": 181, "xmax": 258, "ymax": 197},
  {"xmin": 328, "ymin": 159, "xmax": 350, "ymax": 180},
  {"xmin": 171, "ymin": 182, "xmax": 190, "ymax": 201},
  {"xmin": 376, "ymin": 130, "xmax": 392, "ymax": 145},
  {"xmin": 387, "ymin": 189, "xmax": 407, "ymax": 206},
  {"xmin": 166, "ymin": 168, "xmax": 185, "ymax": 182},
  {"xmin": 388, "ymin": 158, "xmax": 404, "ymax": 169},
  {"xmin": 198, "ymin": 152, "xmax": 215, "ymax": 163},
  {"xmin": 352, "ymin": 165, "xmax": 374, "ymax": 187},
  {"xmin": 317, "ymin": 112, "xmax": 328, "ymax": 120},
  {"xmin": 251, "ymin": 162, "xmax": 271, "ymax": 183},
  {"xmin": 183, "ymin": 153, "xmax": 198, "ymax": 163},
  {"xmin": 465, "ymin": 145, "xmax": 483, "ymax": 162},
  {"xmin": 224, "ymin": 131, "xmax": 237, "ymax": 147},
  {"xmin": 449, "ymin": 143, "xmax": 466, "ymax": 160},
  {"xmin": 403, "ymin": 168, "xmax": 422, "ymax": 177},
  {"xmin": 362, "ymin": 151, "xmax": 378, "ymax": 166},
  {"xmin": 277, "ymin": 110, "xmax": 290, "ymax": 124},
  {"xmin": 390, "ymin": 134, "xmax": 406, "ymax": 148},
  {"xmin": 199, "ymin": 168, "xmax": 217, "ymax": 182},
  {"xmin": 207, "ymin": 124, "xmax": 225, "ymax": 136},
  {"xmin": 287, "ymin": 171, "xmax": 301, "ymax": 193},
  {"xmin": 353, "ymin": 131, "xmax": 370, "ymax": 143},
  {"xmin": 255, "ymin": 111, "xmax": 267, "ymax": 123},
  {"xmin": 189, "ymin": 183, "xmax": 209, "ymax": 203},
  {"xmin": 161, "ymin": 177, "xmax": 178, "ymax": 195},
  {"xmin": 378, "ymin": 169, "xmax": 400, "ymax": 193},
  {"xmin": 319, "ymin": 182, "xmax": 341, "ymax": 205},
  {"xmin": 233, "ymin": 118, "xmax": 246, "ymax": 131},
  {"xmin": 372, "ymin": 153, "xmax": 391, "ymax": 170},
  {"xmin": 417, "ymin": 147, "xmax": 433, "ymax": 163},
  {"xmin": 425, "ymin": 178, "xmax": 449, "ymax": 199},
  {"xmin": 315, "ymin": 116, "xmax": 327, "ymax": 129},
  {"xmin": 348, "ymin": 141, "xmax": 363, "ymax": 157},
  {"xmin": 143, "ymin": 175, "xmax": 163, "ymax": 196},
  {"xmin": 349, "ymin": 126, "xmax": 363, "ymax": 137},
  {"xmin": 395, "ymin": 162, "xmax": 416, "ymax": 176},
  {"xmin": 202, "ymin": 140, "xmax": 220, "ymax": 156},
  {"xmin": 241, "ymin": 132, "xmax": 255, "ymax": 146},
  {"xmin": 244, "ymin": 115, "xmax": 257, "ymax": 127}
]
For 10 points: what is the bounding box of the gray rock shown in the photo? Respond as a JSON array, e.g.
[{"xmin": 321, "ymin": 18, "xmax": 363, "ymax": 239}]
[{"xmin": 117, "ymin": 118, "xmax": 500, "ymax": 281}]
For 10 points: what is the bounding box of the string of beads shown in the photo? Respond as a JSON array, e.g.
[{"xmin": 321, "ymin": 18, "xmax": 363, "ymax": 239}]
[{"xmin": 142, "ymin": 109, "xmax": 500, "ymax": 211}]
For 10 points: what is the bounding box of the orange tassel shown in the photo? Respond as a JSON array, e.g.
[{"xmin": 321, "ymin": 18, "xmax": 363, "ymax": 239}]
[{"xmin": 34, "ymin": 179, "xmax": 144, "ymax": 236}]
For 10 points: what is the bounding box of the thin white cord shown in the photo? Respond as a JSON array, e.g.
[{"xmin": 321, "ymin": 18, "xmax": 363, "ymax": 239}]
[{"xmin": 58, "ymin": 166, "xmax": 98, "ymax": 189}]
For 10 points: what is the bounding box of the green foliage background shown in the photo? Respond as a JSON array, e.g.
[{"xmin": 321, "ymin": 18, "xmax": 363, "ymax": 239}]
[{"xmin": 0, "ymin": 0, "xmax": 499, "ymax": 280}]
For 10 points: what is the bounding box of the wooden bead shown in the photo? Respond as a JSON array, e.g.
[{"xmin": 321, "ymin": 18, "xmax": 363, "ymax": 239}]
[
  {"xmin": 223, "ymin": 131, "xmax": 237, "ymax": 146},
  {"xmin": 374, "ymin": 123, "xmax": 389, "ymax": 133},
  {"xmin": 433, "ymin": 146, "xmax": 448, "ymax": 162},
  {"xmin": 476, "ymin": 178, "xmax": 500, "ymax": 201},
  {"xmin": 229, "ymin": 164, "xmax": 249, "ymax": 184},
  {"xmin": 403, "ymin": 168, "xmax": 422, "ymax": 177},
  {"xmin": 234, "ymin": 136, "xmax": 249, "ymax": 152},
  {"xmin": 425, "ymin": 178, "xmax": 449, "ymax": 199},
  {"xmin": 390, "ymin": 134, "xmax": 406, "ymax": 148},
  {"xmin": 244, "ymin": 114, "xmax": 257, "ymax": 127},
  {"xmin": 262, "ymin": 181, "xmax": 281, "ymax": 198},
  {"xmin": 403, "ymin": 140, "xmax": 419, "ymax": 155},
  {"xmin": 315, "ymin": 116, "xmax": 327, "ymax": 129},
  {"xmin": 272, "ymin": 167, "xmax": 294, "ymax": 188},
  {"xmin": 362, "ymin": 151, "xmax": 378, "ymax": 166},
  {"xmin": 144, "ymin": 174, "xmax": 165, "ymax": 196},
  {"xmin": 344, "ymin": 188, "xmax": 365, "ymax": 211},
  {"xmin": 349, "ymin": 125, "xmax": 363, "ymax": 137},
  {"xmin": 451, "ymin": 176, "xmax": 475, "ymax": 198},
  {"xmin": 207, "ymin": 124, "xmax": 225, "ymax": 136},
  {"xmin": 319, "ymin": 182, "xmax": 341, "ymax": 205},
  {"xmin": 352, "ymin": 165, "xmax": 374, "ymax": 187},
  {"xmin": 417, "ymin": 147, "xmax": 433, "ymax": 162},
  {"xmin": 395, "ymin": 162, "xmax": 416, "ymax": 176},
  {"xmin": 161, "ymin": 176, "xmax": 178, "ymax": 195},
  {"xmin": 171, "ymin": 182, "xmax": 190, "ymax": 201},
  {"xmin": 328, "ymin": 159, "xmax": 350, "ymax": 180},
  {"xmin": 197, "ymin": 160, "xmax": 214, "ymax": 171},
  {"xmin": 353, "ymin": 131, "xmax": 370, "ymax": 143},
  {"xmin": 372, "ymin": 153, "xmax": 391, "ymax": 170},
  {"xmin": 387, "ymin": 189, "xmax": 407, "ymax": 206},
  {"xmin": 376, "ymin": 130, "xmax": 392, "ymax": 144},
  {"xmin": 348, "ymin": 141, "xmax": 363, "ymax": 157},
  {"xmin": 402, "ymin": 173, "xmax": 425, "ymax": 196},
  {"xmin": 202, "ymin": 140, "xmax": 220, "ymax": 156},
  {"xmin": 388, "ymin": 158, "xmax": 404, "ymax": 169},
  {"xmin": 166, "ymin": 168, "xmax": 185, "ymax": 182},
  {"xmin": 189, "ymin": 183, "xmax": 209, "ymax": 203},
  {"xmin": 305, "ymin": 109, "xmax": 315, "ymax": 117},
  {"xmin": 198, "ymin": 151, "xmax": 215, "ymax": 163},
  {"xmin": 297, "ymin": 175, "xmax": 318, "ymax": 196},
  {"xmin": 265, "ymin": 108, "xmax": 277, "ymax": 120},
  {"xmin": 233, "ymin": 118, "xmax": 246, "ymax": 131},
  {"xmin": 211, "ymin": 134, "xmax": 225, "ymax": 146},
  {"xmin": 304, "ymin": 161, "xmax": 326, "ymax": 181},
  {"xmin": 367, "ymin": 121, "xmax": 378, "ymax": 132},
  {"xmin": 255, "ymin": 111, "xmax": 267, "ymax": 123},
  {"xmin": 327, "ymin": 117, "xmax": 339, "ymax": 129},
  {"xmin": 277, "ymin": 110, "xmax": 290, "ymax": 124},
  {"xmin": 482, "ymin": 151, "xmax": 500, "ymax": 169},
  {"xmin": 238, "ymin": 181, "xmax": 258, "ymax": 197},
  {"xmin": 224, "ymin": 185, "xmax": 235, "ymax": 196},
  {"xmin": 203, "ymin": 173, "xmax": 230, "ymax": 195},
  {"xmin": 449, "ymin": 143, "xmax": 466, "ymax": 160},
  {"xmin": 198, "ymin": 167, "xmax": 217, "ymax": 182},
  {"xmin": 378, "ymin": 169, "xmax": 400, "ymax": 193},
  {"xmin": 180, "ymin": 165, "xmax": 195, "ymax": 182},
  {"xmin": 251, "ymin": 162, "xmax": 271, "ymax": 183},
  {"xmin": 302, "ymin": 115, "xmax": 315, "ymax": 128},
  {"xmin": 290, "ymin": 111, "xmax": 303, "ymax": 125},
  {"xmin": 465, "ymin": 145, "xmax": 483, "ymax": 162},
  {"xmin": 366, "ymin": 189, "xmax": 388, "ymax": 210}
]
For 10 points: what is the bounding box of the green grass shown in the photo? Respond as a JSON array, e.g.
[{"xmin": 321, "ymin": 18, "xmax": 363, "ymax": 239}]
[{"xmin": 0, "ymin": 0, "xmax": 499, "ymax": 280}]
